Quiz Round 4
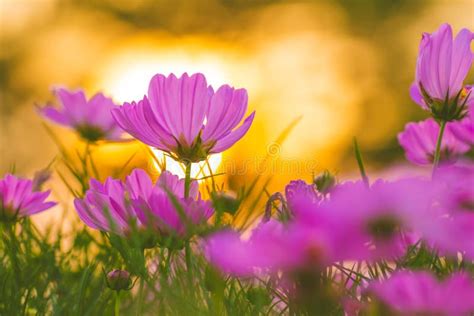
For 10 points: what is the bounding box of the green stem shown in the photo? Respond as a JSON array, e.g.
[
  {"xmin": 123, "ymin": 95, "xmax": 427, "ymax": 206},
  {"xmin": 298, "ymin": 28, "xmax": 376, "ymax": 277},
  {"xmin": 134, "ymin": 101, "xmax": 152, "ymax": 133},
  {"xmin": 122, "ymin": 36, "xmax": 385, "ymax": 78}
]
[
  {"xmin": 115, "ymin": 291, "xmax": 120, "ymax": 316},
  {"xmin": 432, "ymin": 120, "xmax": 447, "ymax": 176},
  {"xmin": 206, "ymin": 159, "xmax": 217, "ymax": 192},
  {"xmin": 185, "ymin": 241, "xmax": 193, "ymax": 286},
  {"xmin": 353, "ymin": 138, "xmax": 369, "ymax": 187},
  {"xmin": 183, "ymin": 161, "xmax": 194, "ymax": 289},
  {"xmin": 135, "ymin": 278, "xmax": 144, "ymax": 316},
  {"xmin": 163, "ymin": 249, "xmax": 173, "ymax": 277},
  {"xmin": 5, "ymin": 225, "xmax": 21, "ymax": 281},
  {"xmin": 184, "ymin": 161, "xmax": 192, "ymax": 199}
]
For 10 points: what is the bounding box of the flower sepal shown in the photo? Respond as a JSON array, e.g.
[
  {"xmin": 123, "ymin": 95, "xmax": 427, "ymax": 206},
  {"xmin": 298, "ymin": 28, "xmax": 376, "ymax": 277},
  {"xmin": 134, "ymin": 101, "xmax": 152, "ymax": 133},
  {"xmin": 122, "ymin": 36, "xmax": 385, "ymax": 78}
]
[
  {"xmin": 172, "ymin": 133, "xmax": 216, "ymax": 163},
  {"xmin": 420, "ymin": 84, "xmax": 470, "ymax": 122}
]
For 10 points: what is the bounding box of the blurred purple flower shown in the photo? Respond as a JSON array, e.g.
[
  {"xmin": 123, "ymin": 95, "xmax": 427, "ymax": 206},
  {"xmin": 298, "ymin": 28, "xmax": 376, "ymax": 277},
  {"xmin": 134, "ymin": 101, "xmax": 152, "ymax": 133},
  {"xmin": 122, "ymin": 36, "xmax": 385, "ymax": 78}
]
[
  {"xmin": 425, "ymin": 164, "xmax": 474, "ymax": 259},
  {"xmin": 205, "ymin": 219, "xmax": 332, "ymax": 277},
  {"xmin": 106, "ymin": 269, "xmax": 132, "ymax": 291},
  {"xmin": 410, "ymin": 23, "xmax": 473, "ymax": 120},
  {"xmin": 398, "ymin": 118, "xmax": 469, "ymax": 165},
  {"xmin": 449, "ymin": 101, "xmax": 474, "ymax": 145},
  {"xmin": 0, "ymin": 174, "xmax": 56, "ymax": 221},
  {"xmin": 368, "ymin": 271, "xmax": 474, "ymax": 316},
  {"xmin": 285, "ymin": 180, "xmax": 319, "ymax": 206},
  {"xmin": 207, "ymin": 178, "xmax": 437, "ymax": 275},
  {"xmin": 283, "ymin": 179, "xmax": 320, "ymax": 219},
  {"xmin": 305, "ymin": 178, "xmax": 435, "ymax": 261},
  {"xmin": 112, "ymin": 73, "xmax": 255, "ymax": 162},
  {"xmin": 39, "ymin": 88, "xmax": 123, "ymax": 142}
]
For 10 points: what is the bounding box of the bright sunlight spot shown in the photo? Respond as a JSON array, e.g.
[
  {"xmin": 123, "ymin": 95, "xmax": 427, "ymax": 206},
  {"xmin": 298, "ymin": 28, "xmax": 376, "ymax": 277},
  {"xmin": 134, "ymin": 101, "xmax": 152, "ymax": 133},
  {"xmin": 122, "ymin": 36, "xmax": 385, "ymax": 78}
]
[{"xmin": 150, "ymin": 148, "xmax": 223, "ymax": 180}]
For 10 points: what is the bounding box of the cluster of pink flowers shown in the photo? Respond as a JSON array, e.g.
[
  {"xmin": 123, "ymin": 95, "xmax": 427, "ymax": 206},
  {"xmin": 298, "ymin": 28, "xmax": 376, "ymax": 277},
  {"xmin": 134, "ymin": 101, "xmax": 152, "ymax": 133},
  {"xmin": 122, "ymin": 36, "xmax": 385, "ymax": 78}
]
[
  {"xmin": 205, "ymin": 23, "xmax": 474, "ymax": 314},
  {"xmin": 74, "ymin": 170, "xmax": 213, "ymax": 246},
  {"xmin": 2, "ymin": 22, "xmax": 473, "ymax": 315},
  {"xmin": 400, "ymin": 24, "xmax": 473, "ymax": 165}
]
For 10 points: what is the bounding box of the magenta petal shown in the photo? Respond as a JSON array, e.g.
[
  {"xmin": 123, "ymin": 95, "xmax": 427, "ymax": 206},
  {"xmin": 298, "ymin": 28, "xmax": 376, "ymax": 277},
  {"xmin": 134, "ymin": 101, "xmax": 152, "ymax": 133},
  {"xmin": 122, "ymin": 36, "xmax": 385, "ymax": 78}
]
[
  {"xmin": 202, "ymin": 86, "xmax": 248, "ymax": 142},
  {"xmin": 40, "ymin": 107, "xmax": 71, "ymax": 125},
  {"xmin": 450, "ymin": 28, "xmax": 474, "ymax": 94},
  {"xmin": 182, "ymin": 73, "xmax": 211, "ymax": 144},
  {"xmin": 74, "ymin": 198, "xmax": 105, "ymax": 230},
  {"xmin": 435, "ymin": 25, "xmax": 453, "ymax": 98},
  {"xmin": 112, "ymin": 100, "xmax": 171, "ymax": 150},
  {"xmin": 210, "ymin": 111, "xmax": 255, "ymax": 153},
  {"xmin": 85, "ymin": 93, "xmax": 117, "ymax": 127},
  {"xmin": 205, "ymin": 230, "xmax": 256, "ymax": 276},
  {"xmin": 148, "ymin": 74, "xmax": 181, "ymax": 140},
  {"xmin": 449, "ymin": 108, "xmax": 474, "ymax": 145},
  {"xmin": 409, "ymin": 83, "xmax": 427, "ymax": 109},
  {"xmin": 147, "ymin": 73, "xmax": 211, "ymax": 145},
  {"xmin": 55, "ymin": 88, "xmax": 88, "ymax": 123},
  {"xmin": 125, "ymin": 169, "xmax": 154, "ymax": 200}
]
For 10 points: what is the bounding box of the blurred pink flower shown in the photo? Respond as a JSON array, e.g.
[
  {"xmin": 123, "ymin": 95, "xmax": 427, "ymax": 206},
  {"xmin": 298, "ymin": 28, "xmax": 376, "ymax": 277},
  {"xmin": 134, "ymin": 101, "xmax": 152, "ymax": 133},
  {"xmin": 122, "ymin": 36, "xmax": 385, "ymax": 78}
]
[
  {"xmin": 112, "ymin": 73, "xmax": 255, "ymax": 162},
  {"xmin": 0, "ymin": 174, "xmax": 56, "ymax": 221},
  {"xmin": 450, "ymin": 101, "xmax": 474, "ymax": 145},
  {"xmin": 207, "ymin": 178, "xmax": 437, "ymax": 275},
  {"xmin": 273, "ymin": 179, "xmax": 322, "ymax": 221},
  {"xmin": 398, "ymin": 118, "xmax": 469, "ymax": 165},
  {"xmin": 368, "ymin": 271, "xmax": 474, "ymax": 316},
  {"xmin": 425, "ymin": 164, "xmax": 474, "ymax": 259},
  {"xmin": 39, "ymin": 88, "xmax": 123, "ymax": 142},
  {"xmin": 205, "ymin": 219, "xmax": 332, "ymax": 277},
  {"xmin": 285, "ymin": 180, "xmax": 319, "ymax": 208},
  {"xmin": 303, "ymin": 178, "xmax": 435, "ymax": 261},
  {"xmin": 410, "ymin": 23, "xmax": 473, "ymax": 120}
]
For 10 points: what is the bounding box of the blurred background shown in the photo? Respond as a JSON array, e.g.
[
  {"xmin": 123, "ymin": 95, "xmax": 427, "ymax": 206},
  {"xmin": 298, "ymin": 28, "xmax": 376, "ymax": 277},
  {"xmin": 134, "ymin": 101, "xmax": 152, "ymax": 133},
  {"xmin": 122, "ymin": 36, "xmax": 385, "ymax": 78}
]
[{"xmin": 1, "ymin": 0, "xmax": 473, "ymax": 199}]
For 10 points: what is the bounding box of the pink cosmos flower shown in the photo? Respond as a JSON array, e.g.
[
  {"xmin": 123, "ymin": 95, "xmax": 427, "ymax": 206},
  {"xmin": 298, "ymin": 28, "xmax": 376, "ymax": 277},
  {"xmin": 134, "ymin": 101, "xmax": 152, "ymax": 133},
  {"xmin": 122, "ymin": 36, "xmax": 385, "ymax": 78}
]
[
  {"xmin": 368, "ymin": 271, "xmax": 474, "ymax": 316},
  {"xmin": 285, "ymin": 180, "xmax": 319, "ymax": 206},
  {"xmin": 39, "ymin": 88, "xmax": 122, "ymax": 142},
  {"xmin": 449, "ymin": 101, "xmax": 474, "ymax": 145},
  {"xmin": 74, "ymin": 169, "xmax": 213, "ymax": 241},
  {"xmin": 279, "ymin": 179, "xmax": 321, "ymax": 220},
  {"xmin": 207, "ymin": 178, "xmax": 436, "ymax": 275},
  {"xmin": 205, "ymin": 219, "xmax": 332, "ymax": 277},
  {"xmin": 301, "ymin": 178, "xmax": 435, "ymax": 261},
  {"xmin": 126, "ymin": 169, "xmax": 212, "ymax": 238},
  {"xmin": 398, "ymin": 118, "xmax": 469, "ymax": 165},
  {"xmin": 425, "ymin": 164, "xmax": 474, "ymax": 259},
  {"xmin": 410, "ymin": 23, "xmax": 473, "ymax": 120},
  {"xmin": 112, "ymin": 73, "xmax": 255, "ymax": 162},
  {"xmin": 0, "ymin": 174, "xmax": 56, "ymax": 221},
  {"xmin": 131, "ymin": 185, "xmax": 213, "ymax": 238},
  {"xmin": 74, "ymin": 177, "xmax": 137, "ymax": 235}
]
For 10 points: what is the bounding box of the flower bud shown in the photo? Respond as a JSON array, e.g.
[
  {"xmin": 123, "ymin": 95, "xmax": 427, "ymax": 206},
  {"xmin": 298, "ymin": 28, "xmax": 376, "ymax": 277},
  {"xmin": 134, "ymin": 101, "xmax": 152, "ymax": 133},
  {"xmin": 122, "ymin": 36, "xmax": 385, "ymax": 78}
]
[
  {"xmin": 246, "ymin": 287, "xmax": 272, "ymax": 307},
  {"xmin": 313, "ymin": 170, "xmax": 336, "ymax": 194},
  {"xmin": 106, "ymin": 269, "xmax": 132, "ymax": 291},
  {"xmin": 32, "ymin": 168, "xmax": 52, "ymax": 191}
]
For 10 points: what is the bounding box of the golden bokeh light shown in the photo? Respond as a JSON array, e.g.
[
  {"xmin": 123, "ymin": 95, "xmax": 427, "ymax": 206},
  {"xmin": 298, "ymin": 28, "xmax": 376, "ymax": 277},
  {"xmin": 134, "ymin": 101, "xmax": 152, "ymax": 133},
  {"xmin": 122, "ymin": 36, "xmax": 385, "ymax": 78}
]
[
  {"xmin": 96, "ymin": 37, "xmax": 237, "ymax": 104},
  {"xmin": 150, "ymin": 148, "xmax": 222, "ymax": 180}
]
